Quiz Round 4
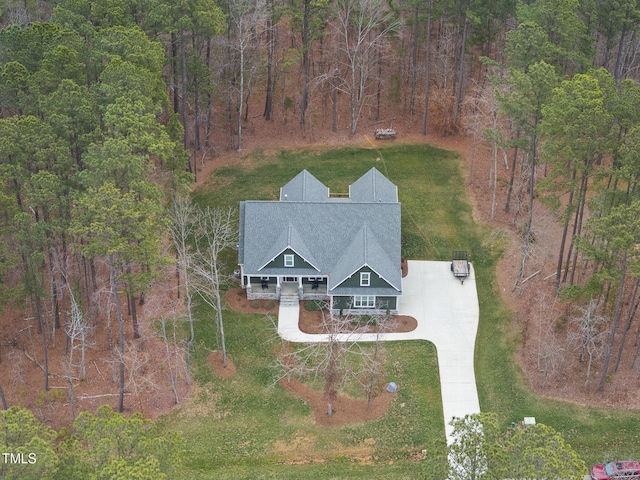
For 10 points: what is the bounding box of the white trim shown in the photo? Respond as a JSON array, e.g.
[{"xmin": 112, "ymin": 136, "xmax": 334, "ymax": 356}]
[
  {"xmin": 354, "ymin": 295, "xmax": 375, "ymax": 308},
  {"xmin": 330, "ymin": 263, "xmax": 401, "ymax": 292},
  {"xmin": 257, "ymin": 246, "xmax": 321, "ymax": 271},
  {"xmin": 284, "ymin": 254, "xmax": 294, "ymax": 267}
]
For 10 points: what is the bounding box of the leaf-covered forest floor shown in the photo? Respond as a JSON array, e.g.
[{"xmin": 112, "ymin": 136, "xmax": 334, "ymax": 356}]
[{"xmin": 0, "ymin": 266, "xmax": 192, "ymax": 430}]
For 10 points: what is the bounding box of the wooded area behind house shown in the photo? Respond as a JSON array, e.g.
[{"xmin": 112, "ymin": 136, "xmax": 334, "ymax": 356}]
[{"xmin": 1, "ymin": 0, "xmax": 640, "ymax": 421}]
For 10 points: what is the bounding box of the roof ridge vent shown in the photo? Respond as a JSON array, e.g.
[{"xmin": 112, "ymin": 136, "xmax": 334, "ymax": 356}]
[{"xmin": 363, "ymin": 224, "xmax": 368, "ymax": 263}]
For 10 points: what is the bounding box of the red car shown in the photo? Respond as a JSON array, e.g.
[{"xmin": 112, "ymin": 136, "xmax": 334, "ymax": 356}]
[{"xmin": 591, "ymin": 461, "xmax": 640, "ymax": 480}]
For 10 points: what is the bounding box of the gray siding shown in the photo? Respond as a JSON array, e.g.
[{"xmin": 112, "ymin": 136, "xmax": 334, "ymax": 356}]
[
  {"xmin": 263, "ymin": 248, "xmax": 316, "ymax": 270},
  {"xmin": 332, "ymin": 295, "xmax": 397, "ymax": 312},
  {"xmin": 333, "ymin": 266, "xmax": 393, "ymax": 289}
]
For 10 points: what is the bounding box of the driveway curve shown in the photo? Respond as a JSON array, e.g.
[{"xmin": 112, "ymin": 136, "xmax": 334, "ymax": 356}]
[{"xmin": 277, "ymin": 260, "xmax": 481, "ymax": 443}]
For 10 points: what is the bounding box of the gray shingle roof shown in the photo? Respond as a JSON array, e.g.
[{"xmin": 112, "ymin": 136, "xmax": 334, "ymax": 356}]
[
  {"xmin": 279, "ymin": 169, "xmax": 329, "ymax": 201},
  {"xmin": 349, "ymin": 167, "xmax": 398, "ymax": 203},
  {"xmin": 329, "ymin": 224, "xmax": 400, "ymax": 291},
  {"xmin": 258, "ymin": 223, "xmax": 320, "ymax": 271},
  {"xmin": 239, "ymin": 169, "xmax": 401, "ymax": 293}
]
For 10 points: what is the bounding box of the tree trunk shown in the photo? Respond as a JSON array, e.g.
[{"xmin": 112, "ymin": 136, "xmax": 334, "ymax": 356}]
[
  {"xmin": 409, "ymin": 3, "xmax": 419, "ymax": 117},
  {"xmin": 67, "ymin": 331, "xmax": 76, "ymax": 420},
  {"xmin": 47, "ymin": 248, "xmax": 61, "ymax": 330},
  {"xmin": 180, "ymin": 28, "xmax": 191, "ymax": 175},
  {"xmin": 35, "ymin": 295, "xmax": 49, "ymax": 392},
  {"xmin": 452, "ymin": 13, "xmax": 469, "ymax": 133},
  {"xmin": 90, "ymin": 257, "xmax": 98, "ymax": 292},
  {"xmin": 375, "ymin": 47, "xmax": 382, "ymax": 121},
  {"xmin": 504, "ymin": 137, "xmax": 519, "ymax": 212},
  {"xmin": 192, "ymin": 35, "xmax": 201, "ymax": 156},
  {"xmin": 568, "ymin": 175, "xmax": 588, "ymax": 285},
  {"xmin": 300, "ymin": 0, "xmax": 311, "ymax": 129},
  {"xmin": 324, "ymin": 340, "xmax": 338, "ymax": 416},
  {"xmin": 519, "ymin": 132, "xmax": 538, "ymax": 282},
  {"xmin": 562, "ymin": 173, "xmax": 586, "ymax": 283},
  {"xmin": 613, "ymin": 12, "xmax": 629, "ymax": 85},
  {"xmin": 263, "ymin": 0, "xmax": 275, "ymax": 121},
  {"xmin": 332, "ymin": 62, "xmax": 338, "ymax": 132},
  {"xmin": 421, "ymin": 0, "xmax": 432, "ymax": 136},
  {"xmin": 171, "ymin": 32, "xmax": 179, "ymax": 114},
  {"xmin": 0, "ymin": 382, "xmax": 7, "ymax": 410},
  {"xmin": 205, "ymin": 38, "xmax": 213, "ymax": 148},
  {"xmin": 126, "ymin": 264, "xmax": 140, "ymax": 339},
  {"xmin": 367, "ymin": 337, "xmax": 380, "ymax": 412},
  {"xmin": 176, "ymin": 251, "xmax": 181, "ymax": 300},
  {"xmin": 238, "ymin": 36, "xmax": 244, "ymax": 151},
  {"xmin": 614, "ymin": 277, "xmax": 640, "ymax": 373},
  {"xmin": 213, "ymin": 262, "xmax": 227, "ymax": 368},
  {"xmin": 109, "ymin": 254, "xmax": 126, "ymax": 413},
  {"xmin": 130, "ymin": 292, "xmax": 139, "ymax": 339},
  {"xmin": 555, "ymin": 163, "xmax": 577, "ymax": 291},
  {"xmin": 598, "ymin": 252, "xmax": 628, "ymax": 391}
]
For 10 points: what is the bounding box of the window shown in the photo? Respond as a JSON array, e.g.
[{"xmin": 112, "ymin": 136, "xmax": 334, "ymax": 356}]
[
  {"xmin": 360, "ymin": 272, "xmax": 370, "ymax": 286},
  {"xmin": 284, "ymin": 254, "xmax": 294, "ymax": 267},
  {"xmin": 354, "ymin": 295, "xmax": 375, "ymax": 308}
]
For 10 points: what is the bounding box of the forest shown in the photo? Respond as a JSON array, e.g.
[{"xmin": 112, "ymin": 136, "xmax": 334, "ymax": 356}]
[{"xmin": 1, "ymin": 0, "xmax": 640, "ymax": 472}]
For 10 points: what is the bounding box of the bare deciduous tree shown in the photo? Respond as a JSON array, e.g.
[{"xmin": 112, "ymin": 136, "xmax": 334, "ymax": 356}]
[
  {"xmin": 227, "ymin": 0, "xmax": 267, "ymax": 151},
  {"xmin": 146, "ymin": 293, "xmax": 187, "ymax": 406},
  {"xmin": 567, "ymin": 298, "xmax": 608, "ymax": 387},
  {"xmin": 192, "ymin": 206, "xmax": 237, "ymax": 369},
  {"xmin": 64, "ymin": 286, "xmax": 94, "ymax": 420},
  {"xmin": 535, "ymin": 293, "xmax": 566, "ymax": 389},
  {"xmin": 334, "ymin": 0, "xmax": 401, "ymax": 135},
  {"xmin": 461, "ymin": 78, "xmax": 509, "ymax": 222},
  {"xmin": 433, "ymin": 21, "xmax": 457, "ymax": 136},
  {"xmin": 169, "ymin": 197, "xmax": 197, "ymax": 382},
  {"xmin": 365, "ymin": 309, "xmax": 391, "ymax": 412},
  {"xmin": 123, "ymin": 340, "xmax": 154, "ymax": 416},
  {"xmin": 275, "ymin": 307, "xmax": 378, "ymax": 416}
]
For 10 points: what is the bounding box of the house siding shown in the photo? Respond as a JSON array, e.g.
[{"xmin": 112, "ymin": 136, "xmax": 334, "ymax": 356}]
[
  {"xmin": 333, "ymin": 266, "xmax": 394, "ymax": 290},
  {"xmin": 263, "ymin": 248, "xmax": 316, "ymax": 270},
  {"xmin": 332, "ymin": 295, "xmax": 397, "ymax": 312}
]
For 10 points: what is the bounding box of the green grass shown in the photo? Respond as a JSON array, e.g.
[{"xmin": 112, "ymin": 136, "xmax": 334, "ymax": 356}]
[
  {"xmin": 161, "ymin": 307, "xmax": 441, "ymax": 478},
  {"xmin": 161, "ymin": 144, "xmax": 640, "ymax": 477}
]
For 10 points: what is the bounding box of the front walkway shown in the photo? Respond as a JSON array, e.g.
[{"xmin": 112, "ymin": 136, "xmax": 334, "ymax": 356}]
[{"xmin": 277, "ymin": 260, "xmax": 480, "ymax": 444}]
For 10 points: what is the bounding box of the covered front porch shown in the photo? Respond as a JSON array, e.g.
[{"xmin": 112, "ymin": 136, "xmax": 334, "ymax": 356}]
[{"xmin": 244, "ymin": 275, "xmax": 328, "ymax": 301}]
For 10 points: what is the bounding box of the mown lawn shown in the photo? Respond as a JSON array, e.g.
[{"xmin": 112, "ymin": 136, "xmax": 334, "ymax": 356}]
[{"xmin": 159, "ymin": 144, "xmax": 640, "ymax": 478}]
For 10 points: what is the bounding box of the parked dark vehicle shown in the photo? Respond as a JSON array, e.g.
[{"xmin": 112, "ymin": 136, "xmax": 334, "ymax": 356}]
[{"xmin": 591, "ymin": 461, "xmax": 640, "ymax": 480}]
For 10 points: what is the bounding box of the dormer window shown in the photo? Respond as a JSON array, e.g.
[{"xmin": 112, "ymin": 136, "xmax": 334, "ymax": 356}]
[
  {"xmin": 284, "ymin": 254, "xmax": 294, "ymax": 267},
  {"xmin": 360, "ymin": 272, "xmax": 370, "ymax": 286}
]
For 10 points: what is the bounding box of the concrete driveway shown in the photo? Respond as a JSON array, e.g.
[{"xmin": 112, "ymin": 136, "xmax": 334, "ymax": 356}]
[
  {"xmin": 277, "ymin": 260, "xmax": 480, "ymax": 443},
  {"xmin": 397, "ymin": 260, "xmax": 481, "ymax": 442}
]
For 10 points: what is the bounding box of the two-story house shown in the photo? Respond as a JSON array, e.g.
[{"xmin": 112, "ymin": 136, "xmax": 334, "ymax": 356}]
[{"xmin": 237, "ymin": 167, "xmax": 402, "ymax": 314}]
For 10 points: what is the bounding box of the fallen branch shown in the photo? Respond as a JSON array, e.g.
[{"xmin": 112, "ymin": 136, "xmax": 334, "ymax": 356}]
[
  {"xmin": 543, "ymin": 270, "xmax": 564, "ymax": 281},
  {"xmin": 78, "ymin": 393, "xmax": 130, "ymax": 400},
  {"xmin": 22, "ymin": 349, "xmax": 46, "ymax": 372},
  {"xmin": 94, "ymin": 361, "xmax": 104, "ymax": 380},
  {"xmin": 521, "ymin": 270, "xmax": 541, "ymax": 285}
]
